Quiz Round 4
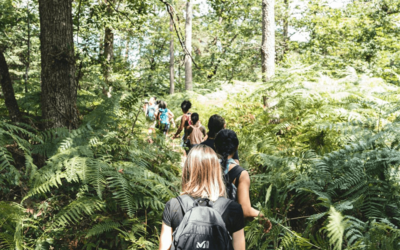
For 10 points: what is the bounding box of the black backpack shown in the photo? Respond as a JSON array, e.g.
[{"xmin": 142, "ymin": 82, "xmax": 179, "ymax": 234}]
[
  {"xmin": 224, "ymin": 165, "xmax": 245, "ymax": 201},
  {"xmin": 171, "ymin": 195, "xmax": 233, "ymax": 250}
]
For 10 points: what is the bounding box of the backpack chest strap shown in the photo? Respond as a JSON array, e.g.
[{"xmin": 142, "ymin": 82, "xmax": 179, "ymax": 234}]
[{"xmin": 177, "ymin": 195, "xmax": 232, "ymax": 216}]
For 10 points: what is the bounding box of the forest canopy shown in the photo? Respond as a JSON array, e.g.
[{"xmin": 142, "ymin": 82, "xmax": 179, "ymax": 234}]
[{"xmin": 1, "ymin": 0, "xmax": 400, "ymax": 249}]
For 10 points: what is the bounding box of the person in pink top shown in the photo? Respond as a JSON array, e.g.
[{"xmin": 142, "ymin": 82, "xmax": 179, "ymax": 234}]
[{"xmin": 185, "ymin": 113, "xmax": 206, "ymax": 151}]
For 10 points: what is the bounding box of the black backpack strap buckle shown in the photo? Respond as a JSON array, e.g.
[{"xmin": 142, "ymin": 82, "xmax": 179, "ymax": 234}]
[{"xmin": 196, "ymin": 198, "xmax": 214, "ymax": 207}]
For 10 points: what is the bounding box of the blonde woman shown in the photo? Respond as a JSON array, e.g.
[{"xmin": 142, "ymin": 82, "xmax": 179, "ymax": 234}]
[{"xmin": 159, "ymin": 145, "xmax": 246, "ymax": 250}]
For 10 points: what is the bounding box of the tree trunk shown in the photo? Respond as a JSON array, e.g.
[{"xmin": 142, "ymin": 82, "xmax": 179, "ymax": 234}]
[
  {"xmin": 103, "ymin": 27, "xmax": 114, "ymax": 85},
  {"xmin": 283, "ymin": 0, "xmax": 289, "ymax": 40},
  {"xmin": 125, "ymin": 36, "xmax": 130, "ymax": 60},
  {"xmin": 103, "ymin": 0, "xmax": 114, "ymax": 91},
  {"xmin": 99, "ymin": 32, "xmax": 103, "ymax": 58},
  {"xmin": 0, "ymin": 51, "xmax": 22, "ymax": 122},
  {"xmin": 261, "ymin": 0, "xmax": 275, "ymax": 82},
  {"xmin": 25, "ymin": 0, "xmax": 30, "ymax": 94},
  {"xmin": 178, "ymin": 62, "xmax": 181, "ymax": 90},
  {"xmin": 39, "ymin": 0, "xmax": 77, "ymax": 129},
  {"xmin": 170, "ymin": 12, "xmax": 175, "ymax": 95},
  {"xmin": 185, "ymin": 0, "xmax": 193, "ymax": 91}
]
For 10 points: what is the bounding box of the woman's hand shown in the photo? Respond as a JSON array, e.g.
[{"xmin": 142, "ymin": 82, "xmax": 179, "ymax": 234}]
[{"xmin": 259, "ymin": 217, "xmax": 272, "ymax": 233}]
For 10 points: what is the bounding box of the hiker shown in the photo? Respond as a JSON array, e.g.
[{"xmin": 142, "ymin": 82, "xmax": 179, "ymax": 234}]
[
  {"xmin": 186, "ymin": 113, "xmax": 206, "ymax": 150},
  {"xmin": 158, "ymin": 145, "xmax": 246, "ymax": 250},
  {"xmin": 215, "ymin": 129, "xmax": 272, "ymax": 232},
  {"xmin": 171, "ymin": 100, "xmax": 192, "ymax": 154},
  {"xmin": 154, "ymin": 100, "xmax": 161, "ymax": 129},
  {"xmin": 144, "ymin": 97, "xmax": 158, "ymax": 142},
  {"xmin": 157, "ymin": 101, "xmax": 174, "ymax": 136},
  {"xmin": 201, "ymin": 114, "xmax": 240, "ymax": 164}
]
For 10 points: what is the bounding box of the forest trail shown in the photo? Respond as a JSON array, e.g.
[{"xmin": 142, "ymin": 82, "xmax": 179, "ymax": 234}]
[{"xmin": 196, "ymin": 80, "xmax": 262, "ymax": 107}]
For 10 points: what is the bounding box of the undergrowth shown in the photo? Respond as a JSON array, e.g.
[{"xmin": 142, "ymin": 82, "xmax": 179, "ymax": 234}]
[{"xmin": 2, "ymin": 59, "xmax": 400, "ymax": 249}]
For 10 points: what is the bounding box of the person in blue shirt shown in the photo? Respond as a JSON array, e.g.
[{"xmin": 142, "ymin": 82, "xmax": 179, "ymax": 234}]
[{"xmin": 157, "ymin": 101, "xmax": 174, "ymax": 136}]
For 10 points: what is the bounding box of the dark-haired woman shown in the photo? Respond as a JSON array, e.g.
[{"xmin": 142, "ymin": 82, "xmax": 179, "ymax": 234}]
[
  {"xmin": 201, "ymin": 115, "xmax": 239, "ymax": 164},
  {"xmin": 215, "ymin": 129, "xmax": 272, "ymax": 232},
  {"xmin": 172, "ymin": 100, "xmax": 192, "ymax": 154},
  {"xmin": 186, "ymin": 113, "xmax": 206, "ymax": 150}
]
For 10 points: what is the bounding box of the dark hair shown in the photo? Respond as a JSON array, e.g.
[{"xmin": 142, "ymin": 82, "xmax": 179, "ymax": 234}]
[
  {"xmin": 156, "ymin": 100, "xmax": 161, "ymax": 105},
  {"xmin": 159, "ymin": 100, "xmax": 167, "ymax": 109},
  {"xmin": 214, "ymin": 129, "xmax": 239, "ymax": 171},
  {"xmin": 153, "ymin": 96, "xmax": 157, "ymax": 100},
  {"xmin": 207, "ymin": 115, "xmax": 225, "ymax": 138},
  {"xmin": 181, "ymin": 100, "xmax": 192, "ymax": 113},
  {"xmin": 191, "ymin": 113, "xmax": 199, "ymax": 125}
]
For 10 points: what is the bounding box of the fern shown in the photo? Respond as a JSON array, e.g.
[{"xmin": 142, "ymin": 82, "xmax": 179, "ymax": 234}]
[{"xmin": 325, "ymin": 206, "xmax": 347, "ymax": 250}]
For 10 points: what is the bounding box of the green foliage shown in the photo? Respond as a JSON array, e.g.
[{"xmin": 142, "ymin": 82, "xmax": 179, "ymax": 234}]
[
  {"xmin": 326, "ymin": 207, "xmax": 346, "ymax": 250},
  {"xmin": 1, "ymin": 93, "xmax": 181, "ymax": 249},
  {"xmin": 2, "ymin": 0, "xmax": 400, "ymax": 249}
]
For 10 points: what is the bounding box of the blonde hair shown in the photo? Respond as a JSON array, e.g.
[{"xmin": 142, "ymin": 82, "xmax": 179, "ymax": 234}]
[{"xmin": 181, "ymin": 145, "xmax": 226, "ymax": 201}]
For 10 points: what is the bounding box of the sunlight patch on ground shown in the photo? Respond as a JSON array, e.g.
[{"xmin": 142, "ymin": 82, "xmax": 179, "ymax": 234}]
[{"xmin": 196, "ymin": 80, "xmax": 262, "ymax": 107}]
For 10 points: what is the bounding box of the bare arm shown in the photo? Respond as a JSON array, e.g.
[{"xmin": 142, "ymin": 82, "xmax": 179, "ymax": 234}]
[
  {"xmin": 143, "ymin": 104, "xmax": 148, "ymax": 113},
  {"xmin": 159, "ymin": 222, "xmax": 172, "ymax": 250},
  {"xmin": 200, "ymin": 126, "xmax": 206, "ymax": 137},
  {"xmin": 237, "ymin": 170, "xmax": 260, "ymax": 218},
  {"xmin": 173, "ymin": 115, "xmax": 186, "ymax": 138},
  {"xmin": 232, "ymin": 229, "xmax": 246, "ymax": 250}
]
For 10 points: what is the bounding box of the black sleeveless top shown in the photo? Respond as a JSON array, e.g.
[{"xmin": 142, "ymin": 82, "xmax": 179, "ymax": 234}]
[{"xmin": 162, "ymin": 197, "xmax": 245, "ymax": 236}]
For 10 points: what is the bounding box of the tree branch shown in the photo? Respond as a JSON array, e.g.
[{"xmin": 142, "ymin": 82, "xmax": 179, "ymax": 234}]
[{"xmin": 158, "ymin": 0, "xmax": 200, "ymax": 69}]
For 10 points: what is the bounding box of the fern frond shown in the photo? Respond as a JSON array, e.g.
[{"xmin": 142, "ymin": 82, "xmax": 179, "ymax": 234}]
[
  {"xmin": 325, "ymin": 206, "xmax": 347, "ymax": 250},
  {"xmin": 86, "ymin": 221, "xmax": 121, "ymax": 238},
  {"xmin": 51, "ymin": 197, "xmax": 105, "ymax": 228}
]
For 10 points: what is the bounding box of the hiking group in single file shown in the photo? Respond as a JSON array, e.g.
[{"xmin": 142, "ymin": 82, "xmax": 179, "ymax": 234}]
[{"xmin": 144, "ymin": 98, "xmax": 271, "ymax": 250}]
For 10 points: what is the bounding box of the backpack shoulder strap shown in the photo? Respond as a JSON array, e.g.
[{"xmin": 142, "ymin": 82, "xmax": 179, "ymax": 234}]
[
  {"xmin": 176, "ymin": 195, "xmax": 195, "ymax": 215},
  {"xmin": 227, "ymin": 165, "xmax": 245, "ymax": 185},
  {"xmin": 213, "ymin": 197, "xmax": 233, "ymax": 216}
]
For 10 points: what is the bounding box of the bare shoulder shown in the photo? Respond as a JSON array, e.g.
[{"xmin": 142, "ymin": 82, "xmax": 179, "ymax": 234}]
[{"xmin": 239, "ymin": 170, "xmax": 250, "ymax": 183}]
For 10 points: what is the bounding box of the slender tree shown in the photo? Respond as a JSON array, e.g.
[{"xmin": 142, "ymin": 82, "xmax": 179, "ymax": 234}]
[
  {"xmin": 39, "ymin": 0, "xmax": 77, "ymax": 129},
  {"xmin": 261, "ymin": 0, "xmax": 275, "ymax": 82},
  {"xmin": 0, "ymin": 50, "xmax": 22, "ymax": 122},
  {"xmin": 103, "ymin": 0, "xmax": 115, "ymax": 87},
  {"xmin": 185, "ymin": 0, "xmax": 192, "ymax": 91},
  {"xmin": 125, "ymin": 36, "xmax": 130, "ymax": 60},
  {"xmin": 283, "ymin": 0, "xmax": 289, "ymax": 41},
  {"xmin": 169, "ymin": 7, "xmax": 175, "ymax": 95},
  {"xmin": 25, "ymin": 0, "xmax": 30, "ymax": 94}
]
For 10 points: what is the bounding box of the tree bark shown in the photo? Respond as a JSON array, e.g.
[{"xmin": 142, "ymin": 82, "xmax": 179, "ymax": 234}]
[
  {"xmin": 261, "ymin": 0, "xmax": 275, "ymax": 82},
  {"xmin": 99, "ymin": 32, "xmax": 104, "ymax": 58},
  {"xmin": 170, "ymin": 12, "xmax": 175, "ymax": 95},
  {"xmin": 103, "ymin": 0, "xmax": 114, "ymax": 90},
  {"xmin": 39, "ymin": 0, "xmax": 77, "ymax": 129},
  {"xmin": 0, "ymin": 51, "xmax": 22, "ymax": 122},
  {"xmin": 25, "ymin": 0, "xmax": 30, "ymax": 94},
  {"xmin": 185, "ymin": 0, "xmax": 193, "ymax": 91},
  {"xmin": 103, "ymin": 27, "xmax": 114, "ymax": 84},
  {"xmin": 125, "ymin": 36, "xmax": 130, "ymax": 60},
  {"xmin": 283, "ymin": 0, "xmax": 289, "ymax": 41}
]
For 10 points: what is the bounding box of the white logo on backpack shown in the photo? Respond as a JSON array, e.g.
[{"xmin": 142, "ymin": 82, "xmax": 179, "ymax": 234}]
[{"xmin": 196, "ymin": 241, "xmax": 209, "ymax": 248}]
